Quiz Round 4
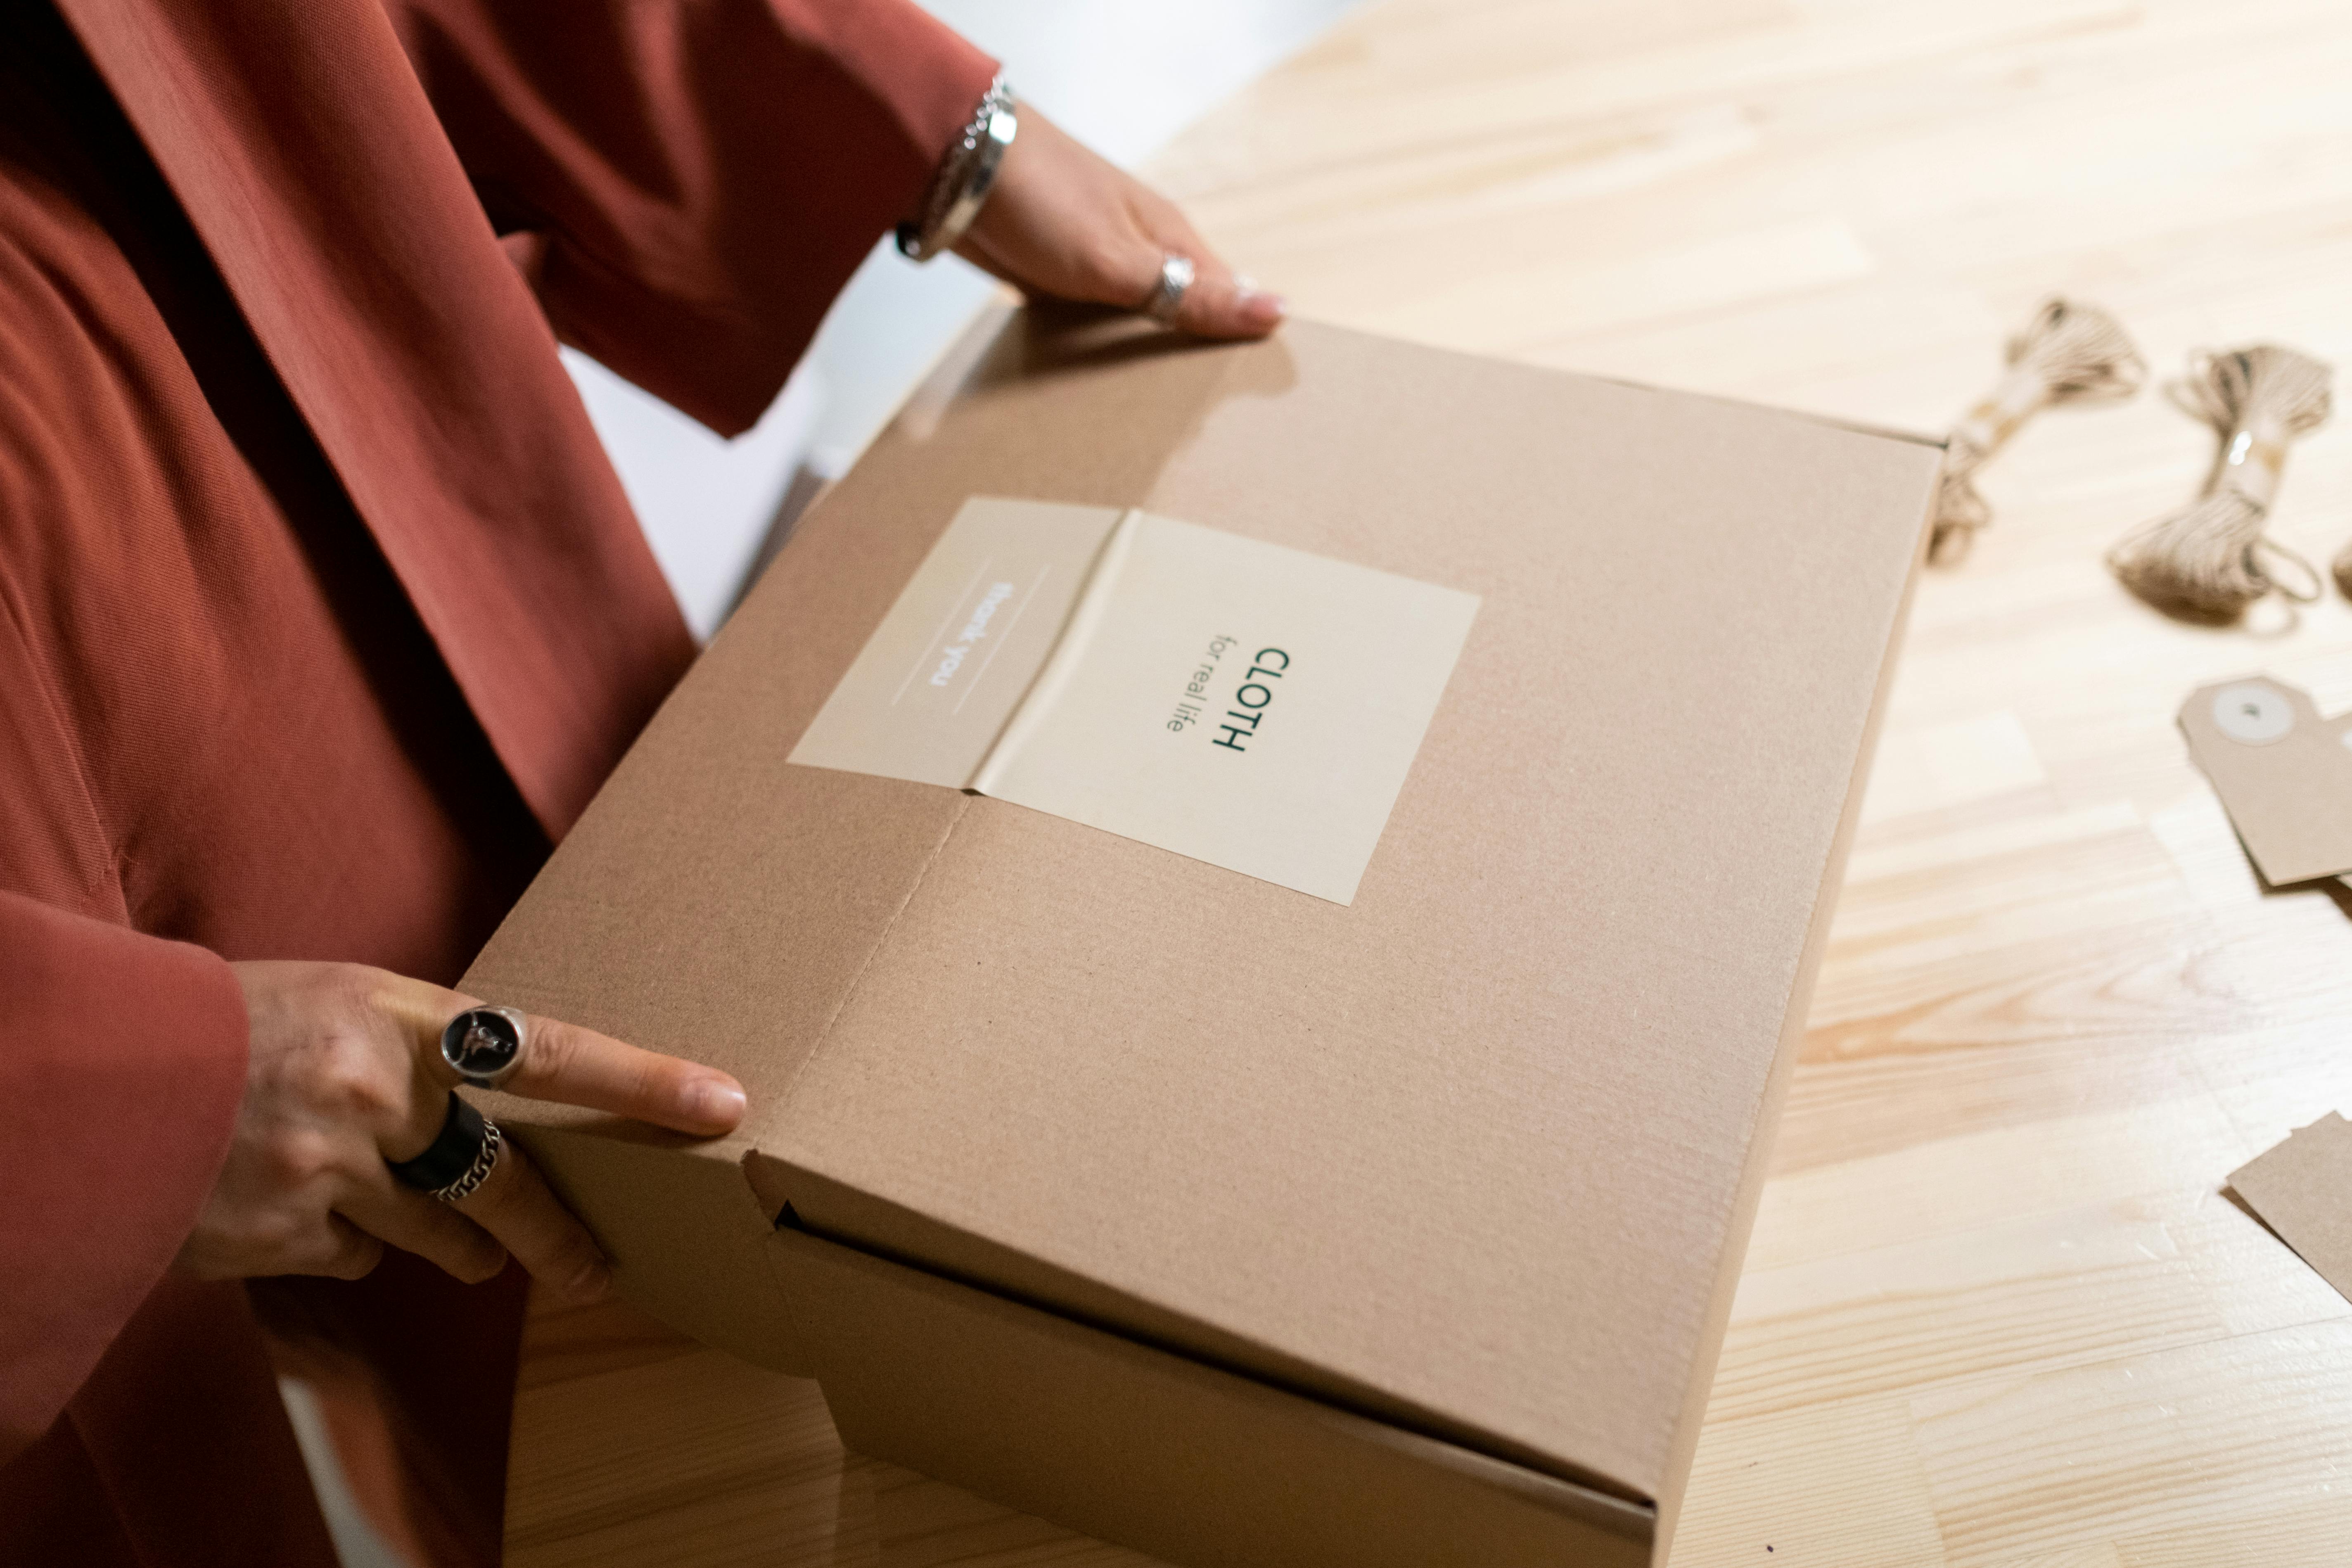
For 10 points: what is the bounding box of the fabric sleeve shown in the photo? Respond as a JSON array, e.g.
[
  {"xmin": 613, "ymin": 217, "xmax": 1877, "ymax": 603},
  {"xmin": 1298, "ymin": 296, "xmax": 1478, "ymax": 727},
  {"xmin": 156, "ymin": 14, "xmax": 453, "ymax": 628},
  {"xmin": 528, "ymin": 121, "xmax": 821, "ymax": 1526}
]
[
  {"xmin": 384, "ymin": 0, "xmax": 1000, "ymax": 437},
  {"xmin": 0, "ymin": 893, "xmax": 247, "ymax": 1463}
]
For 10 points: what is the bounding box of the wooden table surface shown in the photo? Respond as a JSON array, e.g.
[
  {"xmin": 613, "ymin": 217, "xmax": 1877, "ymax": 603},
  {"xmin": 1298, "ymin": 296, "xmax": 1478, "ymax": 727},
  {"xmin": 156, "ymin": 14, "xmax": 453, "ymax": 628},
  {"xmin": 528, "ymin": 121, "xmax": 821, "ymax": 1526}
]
[{"xmin": 505, "ymin": 1, "xmax": 2352, "ymax": 1563}]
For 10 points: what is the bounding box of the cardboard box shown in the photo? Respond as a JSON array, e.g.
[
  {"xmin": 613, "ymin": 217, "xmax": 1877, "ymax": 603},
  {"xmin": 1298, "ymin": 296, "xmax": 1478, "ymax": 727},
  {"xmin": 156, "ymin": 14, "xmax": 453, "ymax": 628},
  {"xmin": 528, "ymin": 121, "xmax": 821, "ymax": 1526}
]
[{"xmin": 465, "ymin": 307, "xmax": 1940, "ymax": 1565}]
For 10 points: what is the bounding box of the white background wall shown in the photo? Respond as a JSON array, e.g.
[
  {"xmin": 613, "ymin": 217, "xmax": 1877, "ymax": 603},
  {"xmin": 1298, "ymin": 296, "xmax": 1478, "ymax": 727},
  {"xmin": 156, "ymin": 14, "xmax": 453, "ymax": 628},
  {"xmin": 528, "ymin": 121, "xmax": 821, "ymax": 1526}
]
[{"xmin": 566, "ymin": 0, "xmax": 1368, "ymax": 642}]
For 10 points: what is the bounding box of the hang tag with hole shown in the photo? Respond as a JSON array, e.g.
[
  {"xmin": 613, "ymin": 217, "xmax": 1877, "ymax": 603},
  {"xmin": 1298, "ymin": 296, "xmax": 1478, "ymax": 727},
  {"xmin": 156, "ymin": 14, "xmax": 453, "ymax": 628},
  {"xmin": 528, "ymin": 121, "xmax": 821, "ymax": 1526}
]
[{"xmin": 2177, "ymin": 676, "xmax": 2352, "ymax": 886}]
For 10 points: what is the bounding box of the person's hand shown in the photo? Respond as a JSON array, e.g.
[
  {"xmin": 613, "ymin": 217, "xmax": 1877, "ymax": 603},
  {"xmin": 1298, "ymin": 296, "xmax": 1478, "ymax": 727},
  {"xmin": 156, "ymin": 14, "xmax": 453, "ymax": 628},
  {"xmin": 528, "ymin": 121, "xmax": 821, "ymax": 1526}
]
[
  {"xmin": 177, "ymin": 961, "xmax": 747, "ymax": 1302},
  {"xmin": 956, "ymin": 107, "xmax": 1284, "ymax": 339}
]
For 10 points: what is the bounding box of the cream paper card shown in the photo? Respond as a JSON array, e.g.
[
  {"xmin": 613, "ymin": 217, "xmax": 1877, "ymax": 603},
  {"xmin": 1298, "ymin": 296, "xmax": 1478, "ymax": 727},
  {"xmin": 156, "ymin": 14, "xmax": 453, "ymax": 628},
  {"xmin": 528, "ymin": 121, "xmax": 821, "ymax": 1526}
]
[{"xmin": 788, "ymin": 496, "xmax": 1480, "ymax": 904}]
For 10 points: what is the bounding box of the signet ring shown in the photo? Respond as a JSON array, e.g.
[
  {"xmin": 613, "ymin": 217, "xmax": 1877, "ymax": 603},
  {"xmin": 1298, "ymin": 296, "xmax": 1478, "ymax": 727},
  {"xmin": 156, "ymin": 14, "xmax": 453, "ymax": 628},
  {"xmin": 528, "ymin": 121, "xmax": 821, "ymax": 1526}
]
[{"xmin": 440, "ymin": 1005, "xmax": 527, "ymax": 1089}]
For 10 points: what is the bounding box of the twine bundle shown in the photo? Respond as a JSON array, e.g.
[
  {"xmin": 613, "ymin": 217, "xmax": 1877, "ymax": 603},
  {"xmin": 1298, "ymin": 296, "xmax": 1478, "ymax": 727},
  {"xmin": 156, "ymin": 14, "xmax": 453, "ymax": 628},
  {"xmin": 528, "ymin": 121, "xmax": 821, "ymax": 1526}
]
[
  {"xmin": 1932, "ymin": 299, "xmax": 2147, "ymax": 563},
  {"xmin": 2107, "ymin": 345, "xmax": 2333, "ymax": 620},
  {"xmin": 2334, "ymin": 474, "xmax": 2352, "ymax": 603}
]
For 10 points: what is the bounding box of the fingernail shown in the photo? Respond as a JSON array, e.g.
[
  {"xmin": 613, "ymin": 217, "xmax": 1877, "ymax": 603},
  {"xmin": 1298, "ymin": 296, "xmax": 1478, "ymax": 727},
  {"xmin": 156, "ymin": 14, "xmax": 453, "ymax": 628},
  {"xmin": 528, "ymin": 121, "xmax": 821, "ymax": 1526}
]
[
  {"xmin": 1233, "ymin": 273, "xmax": 1284, "ymax": 312},
  {"xmin": 1241, "ymin": 290, "xmax": 1287, "ymax": 326},
  {"xmin": 684, "ymin": 1077, "xmax": 747, "ymax": 1127},
  {"xmin": 570, "ymin": 1258, "xmax": 613, "ymax": 1304}
]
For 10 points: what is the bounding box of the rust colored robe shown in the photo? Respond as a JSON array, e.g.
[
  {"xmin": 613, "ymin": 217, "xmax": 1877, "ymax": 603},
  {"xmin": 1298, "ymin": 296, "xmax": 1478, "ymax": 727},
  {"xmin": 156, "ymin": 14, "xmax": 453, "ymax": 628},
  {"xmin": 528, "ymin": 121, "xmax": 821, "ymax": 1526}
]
[{"xmin": 0, "ymin": 0, "xmax": 994, "ymax": 1561}]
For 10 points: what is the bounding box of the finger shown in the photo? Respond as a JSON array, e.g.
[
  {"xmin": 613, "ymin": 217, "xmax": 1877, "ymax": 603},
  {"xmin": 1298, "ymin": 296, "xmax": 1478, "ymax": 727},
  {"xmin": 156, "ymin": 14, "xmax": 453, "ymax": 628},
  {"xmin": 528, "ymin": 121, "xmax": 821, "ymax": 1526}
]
[
  {"xmin": 306, "ymin": 1214, "xmax": 386, "ymax": 1281},
  {"xmin": 379, "ymin": 981, "xmax": 747, "ymax": 1136},
  {"xmin": 1131, "ymin": 204, "xmax": 1283, "ymax": 339},
  {"xmin": 1123, "ymin": 244, "xmax": 1284, "ymax": 341},
  {"xmin": 1172, "ymin": 263, "xmax": 1286, "ymax": 340},
  {"xmin": 339, "ymin": 1168, "xmax": 510, "ymax": 1286},
  {"xmin": 499, "ymin": 1013, "xmax": 746, "ymax": 1134},
  {"xmin": 451, "ymin": 1137, "xmax": 612, "ymax": 1305}
]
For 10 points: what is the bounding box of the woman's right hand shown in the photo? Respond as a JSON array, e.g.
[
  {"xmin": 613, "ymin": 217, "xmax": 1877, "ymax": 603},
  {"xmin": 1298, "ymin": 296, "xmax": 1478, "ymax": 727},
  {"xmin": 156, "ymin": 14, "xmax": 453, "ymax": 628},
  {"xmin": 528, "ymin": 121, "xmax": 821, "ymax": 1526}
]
[
  {"xmin": 177, "ymin": 961, "xmax": 747, "ymax": 1302},
  {"xmin": 956, "ymin": 107, "xmax": 1285, "ymax": 339}
]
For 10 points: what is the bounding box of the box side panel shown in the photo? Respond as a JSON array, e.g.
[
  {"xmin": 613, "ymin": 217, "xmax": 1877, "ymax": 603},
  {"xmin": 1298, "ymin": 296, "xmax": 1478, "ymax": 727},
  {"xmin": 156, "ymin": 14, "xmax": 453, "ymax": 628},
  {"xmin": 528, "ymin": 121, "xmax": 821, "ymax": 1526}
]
[
  {"xmin": 515, "ymin": 1123, "xmax": 809, "ymax": 1376},
  {"xmin": 774, "ymin": 1226, "xmax": 1653, "ymax": 1568},
  {"xmin": 1647, "ymin": 488, "xmax": 1934, "ymax": 1561},
  {"xmin": 765, "ymin": 1158, "xmax": 1646, "ymax": 1504}
]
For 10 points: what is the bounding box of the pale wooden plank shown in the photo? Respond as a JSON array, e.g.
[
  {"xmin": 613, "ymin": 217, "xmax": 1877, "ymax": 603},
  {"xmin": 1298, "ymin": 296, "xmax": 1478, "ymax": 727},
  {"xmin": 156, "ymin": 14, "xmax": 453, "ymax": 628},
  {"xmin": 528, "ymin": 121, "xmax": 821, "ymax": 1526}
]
[
  {"xmin": 1912, "ymin": 1323, "xmax": 2352, "ymax": 1566},
  {"xmin": 2116, "ymin": 1494, "xmax": 2352, "ymax": 1568},
  {"xmin": 1671, "ymin": 1396, "xmax": 1946, "ymax": 1567}
]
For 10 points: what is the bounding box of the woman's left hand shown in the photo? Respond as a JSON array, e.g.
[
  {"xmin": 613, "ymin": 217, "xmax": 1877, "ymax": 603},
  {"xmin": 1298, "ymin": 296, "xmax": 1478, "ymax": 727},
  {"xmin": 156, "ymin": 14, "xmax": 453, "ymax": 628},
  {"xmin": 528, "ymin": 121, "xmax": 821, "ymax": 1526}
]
[{"xmin": 956, "ymin": 108, "xmax": 1285, "ymax": 340}]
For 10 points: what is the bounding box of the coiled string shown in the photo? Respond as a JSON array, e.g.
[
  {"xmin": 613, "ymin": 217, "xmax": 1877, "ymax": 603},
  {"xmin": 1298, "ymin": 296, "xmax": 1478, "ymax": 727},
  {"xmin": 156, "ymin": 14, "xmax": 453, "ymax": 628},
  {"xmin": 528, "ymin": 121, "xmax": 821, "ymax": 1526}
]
[
  {"xmin": 1932, "ymin": 299, "xmax": 2147, "ymax": 564},
  {"xmin": 2107, "ymin": 346, "xmax": 2333, "ymax": 621}
]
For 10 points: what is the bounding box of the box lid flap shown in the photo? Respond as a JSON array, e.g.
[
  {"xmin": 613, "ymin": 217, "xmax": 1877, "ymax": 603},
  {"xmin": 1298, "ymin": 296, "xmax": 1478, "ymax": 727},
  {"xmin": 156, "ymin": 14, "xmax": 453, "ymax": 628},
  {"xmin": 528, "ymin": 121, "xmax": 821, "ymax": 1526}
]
[{"xmin": 469, "ymin": 308, "xmax": 1935, "ymax": 1505}]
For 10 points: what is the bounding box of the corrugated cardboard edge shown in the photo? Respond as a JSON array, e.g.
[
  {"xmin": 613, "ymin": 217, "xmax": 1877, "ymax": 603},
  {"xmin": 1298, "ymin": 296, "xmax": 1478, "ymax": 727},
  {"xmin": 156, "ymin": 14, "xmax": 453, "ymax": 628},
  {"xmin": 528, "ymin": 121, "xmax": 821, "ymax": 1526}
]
[
  {"xmin": 756, "ymin": 1158, "xmax": 1660, "ymax": 1512},
  {"xmin": 773, "ymin": 1224, "xmax": 1654, "ymax": 1568},
  {"xmin": 503, "ymin": 1122, "xmax": 813, "ymax": 1375},
  {"xmin": 1582, "ymin": 368, "xmax": 1946, "ymax": 453}
]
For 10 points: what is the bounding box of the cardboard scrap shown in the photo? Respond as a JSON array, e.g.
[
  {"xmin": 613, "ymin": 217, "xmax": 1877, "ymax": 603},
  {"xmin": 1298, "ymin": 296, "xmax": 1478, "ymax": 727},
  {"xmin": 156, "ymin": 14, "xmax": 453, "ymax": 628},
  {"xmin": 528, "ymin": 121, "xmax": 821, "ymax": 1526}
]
[
  {"xmin": 2177, "ymin": 676, "xmax": 2352, "ymax": 887},
  {"xmin": 2229, "ymin": 1112, "xmax": 2352, "ymax": 1305}
]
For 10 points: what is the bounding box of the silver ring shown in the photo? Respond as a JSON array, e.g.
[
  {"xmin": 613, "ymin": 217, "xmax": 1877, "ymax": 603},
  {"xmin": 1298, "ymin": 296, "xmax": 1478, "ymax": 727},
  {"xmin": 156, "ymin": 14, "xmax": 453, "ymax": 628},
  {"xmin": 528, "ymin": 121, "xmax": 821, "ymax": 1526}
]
[
  {"xmin": 434, "ymin": 1115, "xmax": 503, "ymax": 1205},
  {"xmin": 441, "ymin": 1006, "xmax": 527, "ymax": 1089},
  {"xmin": 385, "ymin": 1091, "xmax": 500, "ymax": 1196},
  {"xmin": 1144, "ymin": 254, "xmax": 1195, "ymax": 325}
]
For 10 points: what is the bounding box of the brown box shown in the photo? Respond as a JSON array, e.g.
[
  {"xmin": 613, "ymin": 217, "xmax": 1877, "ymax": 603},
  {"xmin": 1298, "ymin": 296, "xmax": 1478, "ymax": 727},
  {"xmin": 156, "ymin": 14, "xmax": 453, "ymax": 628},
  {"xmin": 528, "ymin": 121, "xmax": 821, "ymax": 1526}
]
[{"xmin": 466, "ymin": 308, "xmax": 1939, "ymax": 1565}]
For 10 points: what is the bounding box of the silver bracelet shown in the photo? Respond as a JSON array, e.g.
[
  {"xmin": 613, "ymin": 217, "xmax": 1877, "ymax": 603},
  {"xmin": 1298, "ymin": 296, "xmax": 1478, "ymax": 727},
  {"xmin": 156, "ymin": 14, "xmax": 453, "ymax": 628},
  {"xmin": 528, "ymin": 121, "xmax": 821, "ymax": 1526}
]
[{"xmin": 896, "ymin": 75, "xmax": 1017, "ymax": 263}]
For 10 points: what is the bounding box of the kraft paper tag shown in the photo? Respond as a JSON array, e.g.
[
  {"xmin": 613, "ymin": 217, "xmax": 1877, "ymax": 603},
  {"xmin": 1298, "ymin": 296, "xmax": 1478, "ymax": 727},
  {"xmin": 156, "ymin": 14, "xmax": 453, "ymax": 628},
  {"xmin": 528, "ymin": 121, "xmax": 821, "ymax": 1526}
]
[
  {"xmin": 788, "ymin": 496, "xmax": 1480, "ymax": 904},
  {"xmin": 2228, "ymin": 1113, "xmax": 2352, "ymax": 1306},
  {"xmin": 2177, "ymin": 676, "xmax": 2352, "ymax": 887}
]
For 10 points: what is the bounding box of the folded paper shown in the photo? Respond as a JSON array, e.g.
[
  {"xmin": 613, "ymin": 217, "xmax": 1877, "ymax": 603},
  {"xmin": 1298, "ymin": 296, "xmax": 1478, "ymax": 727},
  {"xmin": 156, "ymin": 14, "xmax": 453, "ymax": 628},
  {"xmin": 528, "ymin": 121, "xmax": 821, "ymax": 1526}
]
[{"xmin": 788, "ymin": 496, "xmax": 1481, "ymax": 904}]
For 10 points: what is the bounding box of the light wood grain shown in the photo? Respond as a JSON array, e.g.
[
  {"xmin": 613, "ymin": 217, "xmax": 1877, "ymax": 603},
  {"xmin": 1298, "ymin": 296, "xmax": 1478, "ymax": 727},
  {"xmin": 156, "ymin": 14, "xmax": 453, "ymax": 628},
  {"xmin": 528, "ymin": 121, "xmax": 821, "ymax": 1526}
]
[{"xmin": 508, "ymin": 0, "xmax": 2352, "ymax": 1561}]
